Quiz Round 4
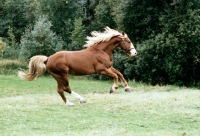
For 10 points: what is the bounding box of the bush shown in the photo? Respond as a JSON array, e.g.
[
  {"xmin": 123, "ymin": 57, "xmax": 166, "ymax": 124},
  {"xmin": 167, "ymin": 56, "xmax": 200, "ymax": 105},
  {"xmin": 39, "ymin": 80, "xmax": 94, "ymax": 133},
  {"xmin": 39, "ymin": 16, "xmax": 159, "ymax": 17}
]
[
  {"xmin": 135, "ymin": 25, "xmax": 200, "ymax": 87},
  {"xmin": 113, "ymin": 50, "xmax": 137, "ymax": 80},
  {"xmin": 0, "ymin": 37, "xmax": 7, "ymax": 57},
  {"xmin": 0, "ymin": 27, "xmax": 20, "ymax": 59},
  {"xmin": 70, "ymin": 17, "xmax": 86, "ymax": 50},
  {"xmin": 19, "ymin": 17, "xmax": 65, "ymax": 61},
  {"xmin": 0, "ymin": 59, "xmax": 26, "ymax": 75},
  {"xmin": 135, "ymin": 33, "xmax": 183, "ymax": 85}
]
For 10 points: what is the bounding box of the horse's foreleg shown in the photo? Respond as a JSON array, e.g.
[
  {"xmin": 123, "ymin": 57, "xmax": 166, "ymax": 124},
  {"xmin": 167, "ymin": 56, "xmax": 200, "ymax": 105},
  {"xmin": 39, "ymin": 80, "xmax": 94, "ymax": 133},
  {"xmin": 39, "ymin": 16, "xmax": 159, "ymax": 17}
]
[
  {"xmin": 99, "ymin": 68, "xmax": 118, "ymax": 93},
  {"xmin": 111, "ymin": 67, "xmax": 132, "ymax": 92}
]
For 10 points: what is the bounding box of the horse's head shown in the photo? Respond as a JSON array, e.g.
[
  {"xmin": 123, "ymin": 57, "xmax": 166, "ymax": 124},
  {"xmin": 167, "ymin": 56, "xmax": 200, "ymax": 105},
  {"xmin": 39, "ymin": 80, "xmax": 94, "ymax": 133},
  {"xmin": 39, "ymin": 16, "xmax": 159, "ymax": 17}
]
[{"xmin": 119, "ymin": 32, "xmax": 137, "ymax": 57}]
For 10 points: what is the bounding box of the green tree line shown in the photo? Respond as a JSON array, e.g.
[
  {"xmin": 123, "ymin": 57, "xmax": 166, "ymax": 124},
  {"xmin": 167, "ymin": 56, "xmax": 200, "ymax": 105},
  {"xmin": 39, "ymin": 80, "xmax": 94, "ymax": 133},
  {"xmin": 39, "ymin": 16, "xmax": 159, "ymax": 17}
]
[{"xmin": 0, "ymin": 0, "xmax": 200, "ymax": 87}]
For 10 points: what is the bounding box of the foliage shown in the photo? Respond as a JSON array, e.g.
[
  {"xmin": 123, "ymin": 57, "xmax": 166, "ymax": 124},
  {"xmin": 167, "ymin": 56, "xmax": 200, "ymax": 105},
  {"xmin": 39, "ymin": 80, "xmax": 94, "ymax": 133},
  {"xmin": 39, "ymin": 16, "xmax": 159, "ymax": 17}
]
[
  {"xmin": 19, "ymin": 17, "xmax": 64, "ymax": 61},
  {"xmin": 122, "ymin": 0, "xmax": 165, "ymax": 42},
  {"xmin": 0, "ymin": 59, "xmax": 26, "ymax": 75},
  {"xmin": 135, "ymin": 33, "xmax": 183, "ymax": 85},
  {"xmin": 134, "ymin": 1, "xmax": 200, "ymax": 86},
  {"xmin": 112, "ymin": 50, "xmax": 136, "ymax": 80},
  {"xmin": 1, "ymin": 0, "xmax": 200, "ymax": 86},
  {"xmin": 70, "ymin": 17, "xmax": 86, "ymax": 50},
  {"xmin": 94, "ymin": 0, "xmax": 116, "ymax": 29},
  {"xmin": 0, "ymin": 0, "xmax": 38, "ymax": 42},
  {"xmin": 0, "ymin": 37, "xmax": 7, "ymax": 56},
  {"xmin": 2, "ymin": 27, "xmax": 20, "ymax": 59},
  {"xmin": 37, "ymin": 0, "xmax": 82, "ymax": 45},
  {"xmin": 88, "ymin": 0, "xmax": 116, "ymax": 32}
]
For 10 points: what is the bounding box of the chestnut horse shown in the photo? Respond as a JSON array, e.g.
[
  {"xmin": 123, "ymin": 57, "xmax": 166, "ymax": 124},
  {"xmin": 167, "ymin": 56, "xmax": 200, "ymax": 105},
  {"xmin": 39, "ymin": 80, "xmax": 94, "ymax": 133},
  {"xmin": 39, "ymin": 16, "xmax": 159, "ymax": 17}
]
[{"xmin": 18, "ymin": 27, "xmax": 137, "ymax": 106}]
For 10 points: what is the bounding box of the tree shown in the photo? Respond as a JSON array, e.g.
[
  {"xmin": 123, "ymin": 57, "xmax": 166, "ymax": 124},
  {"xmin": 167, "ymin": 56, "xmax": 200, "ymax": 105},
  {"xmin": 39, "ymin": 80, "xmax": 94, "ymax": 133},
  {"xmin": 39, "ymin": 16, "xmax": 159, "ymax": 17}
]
[
  {"xmin": 70, "ymin": 17, "xmax": 86, "ymax": 50},
  {"xmin": 2, "ymin": 27, "xmax": 20, "ymax": 59},
  {"xmin": 37, "ymin": 0, "xmax": 82, "ymax": 45},
  {"xmin": 0, "ymin": 0, "xmax": 38, "ymax": 42},
  {"xmin": 0, "ymin": 37, "xmax": 7, "ymax": 57},
  {"xmin": 134, "ymin": 0, "xmax": 200, "ymax": 86},
  {"xmin": 19, "ymin": 17, "xmax": 65, "ymax": 61},
  {"xmin": 89, "ymin": 0, "xmax": 116, "ymax": 31},
  {"xmin": 122, "ymin": 0, "xmax": 165, "ymax": 42}
]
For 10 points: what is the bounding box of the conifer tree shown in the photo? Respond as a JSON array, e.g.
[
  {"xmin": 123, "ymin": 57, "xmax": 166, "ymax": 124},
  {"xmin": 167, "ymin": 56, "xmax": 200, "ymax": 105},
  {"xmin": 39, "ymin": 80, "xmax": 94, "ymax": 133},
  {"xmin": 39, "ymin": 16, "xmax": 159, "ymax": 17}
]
[
  {"xmin": 19, "ymin": 17, "xmax": 64, "ymax": 61},
  {"xmin": 70, "ymin": 17, "xmax": 86, "ymax": 50}
]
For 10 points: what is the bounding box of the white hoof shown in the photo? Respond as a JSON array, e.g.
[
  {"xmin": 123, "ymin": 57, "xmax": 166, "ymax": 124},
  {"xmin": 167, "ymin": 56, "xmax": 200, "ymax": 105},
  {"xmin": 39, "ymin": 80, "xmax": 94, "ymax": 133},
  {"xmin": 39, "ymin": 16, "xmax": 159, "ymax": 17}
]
[{"xmin": 66, "ymin": 101, "xmax": 74, "ymax": 107}]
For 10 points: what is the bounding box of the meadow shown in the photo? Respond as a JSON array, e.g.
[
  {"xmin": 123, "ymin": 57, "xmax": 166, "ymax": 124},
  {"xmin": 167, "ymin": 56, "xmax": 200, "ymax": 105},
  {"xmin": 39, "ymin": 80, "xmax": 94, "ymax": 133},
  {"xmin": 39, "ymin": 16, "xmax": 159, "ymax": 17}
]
[{"xmin": 0, "ymin": 75, "xmax": 200, "ymax": 136}]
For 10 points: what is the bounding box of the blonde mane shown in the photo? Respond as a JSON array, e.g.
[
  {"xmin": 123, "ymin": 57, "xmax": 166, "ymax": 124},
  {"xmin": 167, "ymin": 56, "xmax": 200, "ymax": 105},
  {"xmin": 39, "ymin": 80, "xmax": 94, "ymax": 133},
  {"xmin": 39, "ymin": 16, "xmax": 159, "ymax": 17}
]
[{"xmin": 83, "ymin": 27, "xmax": 127, "ymax": 47}]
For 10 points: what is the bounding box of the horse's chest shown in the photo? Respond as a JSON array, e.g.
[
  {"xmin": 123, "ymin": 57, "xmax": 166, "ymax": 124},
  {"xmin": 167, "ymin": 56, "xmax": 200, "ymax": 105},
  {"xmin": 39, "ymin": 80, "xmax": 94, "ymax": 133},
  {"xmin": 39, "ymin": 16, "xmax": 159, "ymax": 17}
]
[{"xmin": 96, "ymin": 54, "xmax": 112, "ymax": 67}]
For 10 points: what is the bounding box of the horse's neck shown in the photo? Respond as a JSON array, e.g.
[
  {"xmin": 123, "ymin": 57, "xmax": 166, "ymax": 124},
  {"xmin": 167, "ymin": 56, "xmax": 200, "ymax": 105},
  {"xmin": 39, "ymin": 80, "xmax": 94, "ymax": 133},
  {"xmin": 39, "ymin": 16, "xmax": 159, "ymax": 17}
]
[{"xmin": 95, "ymin": 37, "xmax": 120, "ymax": 55}]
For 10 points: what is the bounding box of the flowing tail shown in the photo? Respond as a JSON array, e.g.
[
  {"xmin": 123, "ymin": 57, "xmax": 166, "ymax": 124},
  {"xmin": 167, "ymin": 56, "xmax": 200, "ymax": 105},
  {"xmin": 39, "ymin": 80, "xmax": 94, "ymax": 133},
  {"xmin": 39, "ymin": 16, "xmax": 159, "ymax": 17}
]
[{"xmin": 18, "ymin": 55, "xmax": 48, "ymax": 81}]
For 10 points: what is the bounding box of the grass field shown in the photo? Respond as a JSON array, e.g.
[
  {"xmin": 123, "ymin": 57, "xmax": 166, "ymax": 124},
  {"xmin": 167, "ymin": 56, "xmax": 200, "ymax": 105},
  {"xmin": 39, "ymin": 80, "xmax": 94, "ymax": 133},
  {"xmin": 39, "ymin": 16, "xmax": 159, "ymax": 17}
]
[{"xmin": 0, "ymin": 75, "xmax": 200, "ymax": 136}]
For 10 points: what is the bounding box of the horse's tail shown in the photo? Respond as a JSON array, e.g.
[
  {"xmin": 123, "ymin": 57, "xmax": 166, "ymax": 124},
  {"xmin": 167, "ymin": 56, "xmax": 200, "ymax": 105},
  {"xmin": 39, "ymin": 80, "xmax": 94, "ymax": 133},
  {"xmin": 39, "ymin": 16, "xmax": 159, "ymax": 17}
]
[{"xmin": 18, "ymin": 55, "xmax": 48, "ymax": 81}]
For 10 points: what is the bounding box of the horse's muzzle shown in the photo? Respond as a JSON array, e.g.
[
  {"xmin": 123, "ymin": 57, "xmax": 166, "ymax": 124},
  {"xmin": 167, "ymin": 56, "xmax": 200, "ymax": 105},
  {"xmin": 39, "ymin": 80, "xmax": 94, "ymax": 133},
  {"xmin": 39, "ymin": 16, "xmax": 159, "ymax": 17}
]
[{"xmin": 130, "ymin": 48, "xmax": 137, "ymax": 56}]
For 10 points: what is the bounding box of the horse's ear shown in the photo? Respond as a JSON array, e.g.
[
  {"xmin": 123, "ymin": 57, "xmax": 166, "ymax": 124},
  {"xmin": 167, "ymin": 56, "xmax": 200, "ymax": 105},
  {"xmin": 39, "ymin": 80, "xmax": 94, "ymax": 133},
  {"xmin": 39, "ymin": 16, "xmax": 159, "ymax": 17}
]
[{"xmin": 122, "ymin": 31, "xmax": 125, "ymax": 35}]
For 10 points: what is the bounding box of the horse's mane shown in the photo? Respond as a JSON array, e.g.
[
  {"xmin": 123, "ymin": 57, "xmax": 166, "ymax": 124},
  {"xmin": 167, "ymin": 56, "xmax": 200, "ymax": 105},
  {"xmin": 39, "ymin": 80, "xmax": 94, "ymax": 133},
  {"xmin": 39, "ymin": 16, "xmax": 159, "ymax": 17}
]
[{"xmin": 83, "ymin": 27, "xmax": 127, "ymax": 47}]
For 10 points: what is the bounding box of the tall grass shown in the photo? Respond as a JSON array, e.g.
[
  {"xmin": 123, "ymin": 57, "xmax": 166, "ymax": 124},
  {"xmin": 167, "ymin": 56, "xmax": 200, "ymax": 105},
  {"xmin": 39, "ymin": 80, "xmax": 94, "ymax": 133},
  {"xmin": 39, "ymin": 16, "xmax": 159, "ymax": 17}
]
[
  {"xmin": 0, "ymin": 75, "xmax": 200, "ymax": 136},
  {"xmin": 0, "ymin": 59, "xmax": 27, "ymax": 75}
]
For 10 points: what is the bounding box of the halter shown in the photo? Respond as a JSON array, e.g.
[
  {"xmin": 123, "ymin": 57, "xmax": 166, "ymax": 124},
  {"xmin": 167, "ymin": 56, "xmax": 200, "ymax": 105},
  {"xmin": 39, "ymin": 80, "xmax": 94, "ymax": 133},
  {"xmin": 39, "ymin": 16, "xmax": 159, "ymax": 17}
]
[{"xmin": 121, "ymin": 39, "xmax": 135, "ymax": 53}]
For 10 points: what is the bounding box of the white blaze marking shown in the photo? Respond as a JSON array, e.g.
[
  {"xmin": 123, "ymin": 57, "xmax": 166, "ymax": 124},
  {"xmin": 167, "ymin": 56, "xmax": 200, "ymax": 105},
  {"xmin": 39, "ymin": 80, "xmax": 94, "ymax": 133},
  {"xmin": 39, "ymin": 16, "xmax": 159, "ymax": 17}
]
[{"xmin": 130, "ymin": 43, "xmax": 137, "ymax": 56}]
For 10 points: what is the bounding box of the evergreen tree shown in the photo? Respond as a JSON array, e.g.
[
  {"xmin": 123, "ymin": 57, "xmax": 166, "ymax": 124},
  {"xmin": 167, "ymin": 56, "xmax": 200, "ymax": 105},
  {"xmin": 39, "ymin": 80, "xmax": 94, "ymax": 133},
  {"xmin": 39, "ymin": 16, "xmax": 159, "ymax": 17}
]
[
  {"xmin": 0, "ymin": 0, "xmax": 38, "ymax": 42},
  {"xmin": 90, "ymin": 0, "xmax": 116, "ymax": 31},
  {"xmin": 70, "ymin": 17, "xmax": 86, "ymax": 50},
  {"xmin": 37, "ymin": 0, "xmax": 82, "ymax": 44},
  {"xmin": 122, "ymin": 0, "xmax": 164, "ymax": 42},
  {"xmin": 19, "ymin": 17, "xmax": 65, "ymax": 61},
  {"xmin": 0, "ymin": 37, "xmax": 7, "ymax": 57}
]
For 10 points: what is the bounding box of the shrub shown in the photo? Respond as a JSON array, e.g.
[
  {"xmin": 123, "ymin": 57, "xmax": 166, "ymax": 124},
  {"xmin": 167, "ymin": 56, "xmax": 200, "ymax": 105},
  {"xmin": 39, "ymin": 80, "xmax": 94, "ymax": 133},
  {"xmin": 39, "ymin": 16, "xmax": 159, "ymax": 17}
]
[
  {"xmin": 19, "ymin": 17, "xmax": 65, "ymax": 61},
  {"xmin": 1, "ymin": 27, "xmax": 20, "ymax": 59},
  {"xmin": 0, "ymin": 37, "xmax": 7, "ymax": 57},
  {"xmin": 0, "ymin": 59, "xmax": 26, "ymax": 75},
  {"xmin": 135, "ymin": 25, "xmax": 200, "ymax": 87}
]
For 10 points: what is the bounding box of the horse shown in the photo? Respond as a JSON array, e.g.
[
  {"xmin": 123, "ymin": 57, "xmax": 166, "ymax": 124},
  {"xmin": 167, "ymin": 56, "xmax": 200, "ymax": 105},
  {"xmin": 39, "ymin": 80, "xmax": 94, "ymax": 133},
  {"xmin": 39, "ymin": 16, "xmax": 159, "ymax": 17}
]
[{"xmin": 18, "ymin": 27, "xmax": 137, "ymax": 106}]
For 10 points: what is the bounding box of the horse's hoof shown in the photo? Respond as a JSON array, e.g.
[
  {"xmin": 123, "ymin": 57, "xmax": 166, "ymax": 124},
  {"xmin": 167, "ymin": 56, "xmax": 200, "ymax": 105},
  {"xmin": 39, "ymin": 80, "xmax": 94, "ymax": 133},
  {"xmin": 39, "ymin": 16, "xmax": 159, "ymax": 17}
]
[
  {"xmin": 125, "ymin": 88, "xmax": 132, "ymax": 92},
  {"xmin": 66, "ymin": 102, "xmax": 74, "ymax": 107},
  {"xmin": 110, "ymin": 87, "xmax": 114, "ymax": 93},
  {"xmin": 80, "ymin": 99, "xmax": 86, "ymax": 103}
]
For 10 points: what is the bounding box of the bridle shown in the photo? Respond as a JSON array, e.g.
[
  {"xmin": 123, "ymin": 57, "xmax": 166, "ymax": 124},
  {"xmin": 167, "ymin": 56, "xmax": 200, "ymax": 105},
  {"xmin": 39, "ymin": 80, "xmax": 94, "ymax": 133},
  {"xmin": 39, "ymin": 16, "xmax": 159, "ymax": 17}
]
[{"xmin": 121, "ymin": 38, "xmax": 135, "ymax": 53}]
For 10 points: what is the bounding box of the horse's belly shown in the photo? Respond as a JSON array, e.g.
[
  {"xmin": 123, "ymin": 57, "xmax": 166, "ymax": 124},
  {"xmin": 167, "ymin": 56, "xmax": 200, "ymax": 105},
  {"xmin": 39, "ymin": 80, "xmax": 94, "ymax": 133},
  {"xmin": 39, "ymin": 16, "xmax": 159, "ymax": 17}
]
[{"xmin": 68, "ymin": 67, "xmax": 95, "ymax": 75}]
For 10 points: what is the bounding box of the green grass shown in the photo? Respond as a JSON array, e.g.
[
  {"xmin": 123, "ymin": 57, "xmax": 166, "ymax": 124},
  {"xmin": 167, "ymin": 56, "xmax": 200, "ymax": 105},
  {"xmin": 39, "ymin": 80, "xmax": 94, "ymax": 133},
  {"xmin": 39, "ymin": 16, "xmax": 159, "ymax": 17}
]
[{"xmin": 0, "ymin": 75, "xmax": 200, "ymax": 136}]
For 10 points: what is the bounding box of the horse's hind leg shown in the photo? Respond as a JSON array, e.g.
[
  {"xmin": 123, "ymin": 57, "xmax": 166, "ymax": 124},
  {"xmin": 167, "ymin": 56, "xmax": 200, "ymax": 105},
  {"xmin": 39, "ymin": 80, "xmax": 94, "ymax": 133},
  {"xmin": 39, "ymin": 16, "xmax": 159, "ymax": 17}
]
[
  {"xmin": 50, "ymin": 72, "xmax": 74, "ymax": 106},
  {"xmin": 51, "ymin": 72, "xmax": 86, "ymax": 106},
  {"xmin": 62, "ymin": 74, "xmax": 86, "ymax": 104},
  {"xmin": 57, "ymin": 80, "xmax": 75, "ymax": 106}
]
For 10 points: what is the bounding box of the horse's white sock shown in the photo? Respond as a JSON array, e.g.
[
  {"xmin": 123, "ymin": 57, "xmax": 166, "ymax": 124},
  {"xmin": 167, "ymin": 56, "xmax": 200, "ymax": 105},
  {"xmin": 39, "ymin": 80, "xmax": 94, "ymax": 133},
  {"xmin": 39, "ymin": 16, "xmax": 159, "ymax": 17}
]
[
  {"xmin": 66, "ymin": 100, "xmax": 74, "ymax": 106},
  {"xmin": 71, "ymin": 91, "xmax": 86, "ymax": 103},
  {"xmin": 71, "ymin": 91, "xmax": 83, "ymax": 100}
]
